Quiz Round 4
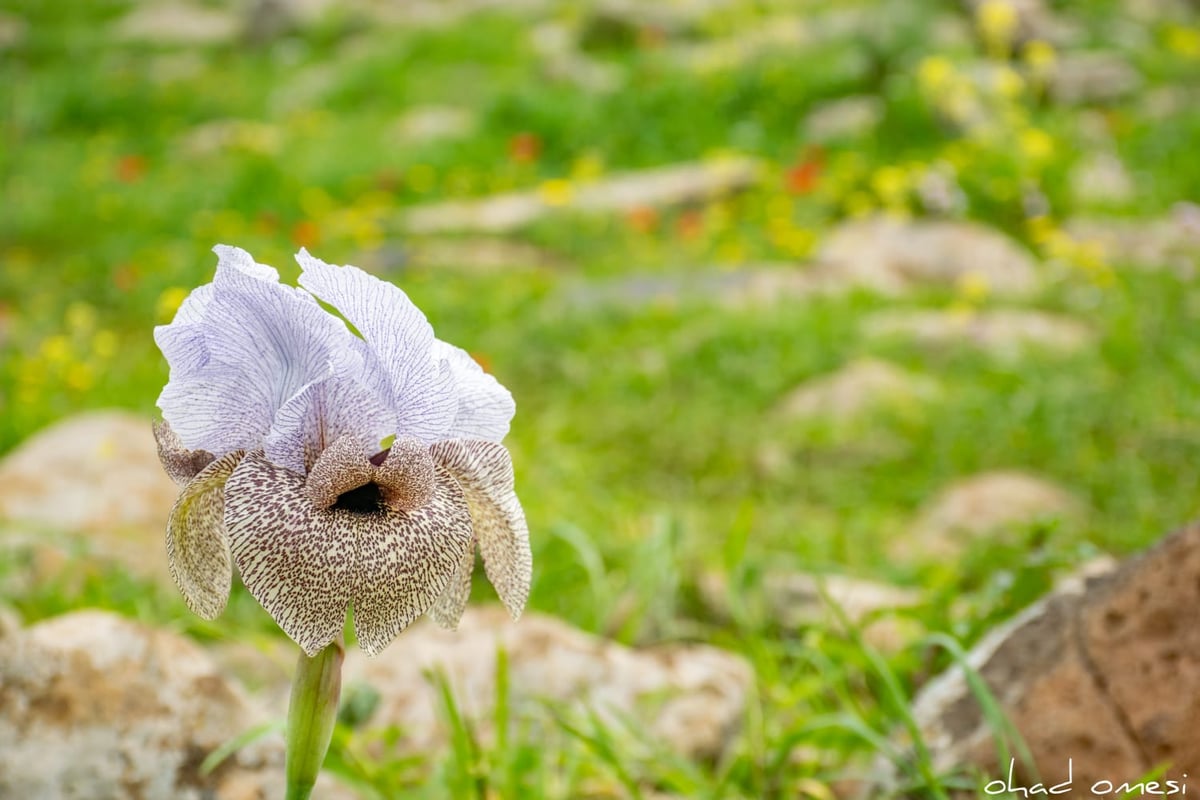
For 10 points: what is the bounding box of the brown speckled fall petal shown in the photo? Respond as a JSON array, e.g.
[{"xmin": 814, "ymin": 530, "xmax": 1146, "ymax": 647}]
[
  {"xmin": 427, "ymin": 539, "xmax": 477, "ymax": 630},
  {"xmin": 376, "ymin": 436, "xmax": 436, "ymax": 513},
  {"xmin": 166, "ymin": 450, "xmax": 244, "ymax": 619},
  {"xmin": 352, "ymin": 464, "xmax": 473, "ymax": 656},
  {"xmin": 305, "ymin": 433, "xmax": 375, "ymax": 510},
  {"xmin": 153, "ymin": 419, "xmax": 216, "ymax": 486},
  {"xmin": 226, "ymin": 451, "xmax": 357, "ymax": 656},
  {"xmin": 431, "ymin": 440, "xmax": 531, "ymax": 620}
]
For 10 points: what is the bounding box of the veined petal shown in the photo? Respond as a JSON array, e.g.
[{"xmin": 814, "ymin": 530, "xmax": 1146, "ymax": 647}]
[
  {"xmin": 427, "ymin": 542, "xmax": 476, "ymax": 631},
  {"xmin": 166, "ymin": 450, "xmax": 244, "ymax": 620},
  {"xmin": 153, "ymin": 419, "xmax": 215, "ymax": 486},
  {"xmin": 157, "ymin": 248, "xmax": 360, "ymax": 457},
  {"xmin": 296, "ymin": 250, "xmax": 458, "ymax": 442},
  {"xmin": 225, "ymin": 451, "xmax": 356, "ymax": 656},
  {"xmin": 264, "ymin": 374, "xmax": 396, "ymax": 475},
  {"xmin": 433, "ymin": 341, "xmax": 515, "ymax": 442},
  {"xmin": 431, "ymin": 440, "xmax": 531, "ymax": 619},
  {"xmin": 154, "ymin": 285, "xmax": 214, "ymax": 379},
  {"xmin": 353, "ymin": 464, "xmax": 473, "ymax": 656}
]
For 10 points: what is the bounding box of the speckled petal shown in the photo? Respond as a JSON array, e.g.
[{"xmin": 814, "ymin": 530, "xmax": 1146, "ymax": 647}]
[
  {"xmin": 427, "ymin": 540, "xmax": 476, "ymax": 630},
  {"xmin": 376, "ymin": 436, "xmax": 435, "ymax": 513},
  {"xmin": 153, "ymin": 419, "xmax": 215, "ymax": 486},
  {"xmin": 225, "ymin": 451, "xmax": 356, "ymax": 656},
  {"xmin": 305, "ymin": 433, "xmax": 375, "ymax": 510},
  {"xmin": 166, "ymin": 450, "xmax": 244, "ymax": 620},
  {"xmin": 431, "ymin": 440, "xmax": 531, "ymax": 619},
  {"xmin": 352, "ymin": 464, "xmax": 473, "ymax": 656}
]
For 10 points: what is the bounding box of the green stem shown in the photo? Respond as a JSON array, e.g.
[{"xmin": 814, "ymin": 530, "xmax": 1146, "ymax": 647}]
[{"xmin": 285, "ymin": 635, "xmax": 344, "ymax": 800}]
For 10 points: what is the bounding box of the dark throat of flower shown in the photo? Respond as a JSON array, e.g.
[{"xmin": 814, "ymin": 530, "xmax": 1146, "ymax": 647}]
[{"xmin": 333, "ymin": 482, "xmax": 384, "ymax": 515}]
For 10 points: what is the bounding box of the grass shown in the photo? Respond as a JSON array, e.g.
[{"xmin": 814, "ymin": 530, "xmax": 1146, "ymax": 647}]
[{"xmin": 2, "ymin": 0, "xmax": 1200, "ymax": 796}]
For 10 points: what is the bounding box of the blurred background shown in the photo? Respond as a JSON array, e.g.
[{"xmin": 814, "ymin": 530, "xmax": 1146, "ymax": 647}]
[{"xmin": 2, "ymin": 0, "xmax": 1200, "ymax": 797}]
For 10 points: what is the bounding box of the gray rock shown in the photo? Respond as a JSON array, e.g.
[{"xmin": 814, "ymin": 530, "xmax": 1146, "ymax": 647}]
[
  {"xmin": 116, "ymin": 4, "xmax": 240, "ymax": 46},
  {"xmin": 803, "ymin": 96, "xmax": 884, "ymax": 143},
  {"xmin": 909, "ymin": 471, "xmax": 1084, "ymax": 557},
  {"xmin": 862, "ymin": 309, "xmax": 1094, "ymax": 360},
  {"xmin": 1066, "ymin": 206, "xmax": 1200, "ymax": 275},
  {"xmin": 0, "ymin": 610, "xmax": 356, "ymax": 800},
  {"xmin": 0, "ymin": 11, "xmax": 28, "ymax": 50},
  {"xmin": 1050, "ymin": 53, "xmax": 1143, "ymax": 105},
  {"xmin": 774, "ymin": 359, "xmax": 940, "ymax": 426},
  {"xmin": 816, "ymin": 217, "xmax": 1041, "ymax": 297},
  {"xmin": 0, "ymin": 412, "xmax": 179, "ymax": 582},
  {"xmin": 343, "ymin": 606, "xmax": 753, "ymax": 761},
  {"xmin": 403, "ymin": 159, "xmax": 760, "ymax": 233},
  {"xmin": 393, "ymin": 106, "xmax": 477, "ymax": 144},
  {"xmin": 1071, "ymin": 152, "xmax": 1136, "ymax": 207}
]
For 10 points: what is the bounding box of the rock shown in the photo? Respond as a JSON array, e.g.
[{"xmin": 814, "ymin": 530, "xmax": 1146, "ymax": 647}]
[
  {"xmin": 406, "ymin": 237, "xmax": 564, "ymax": 272},
  {"xmin": 116, "ymin": 3, "xmax": 240, "ymax": 46},
  {"xmin": 862, "ymin": 309, "xmax": 1094, "ymax": 359},
  {"xmin": 774, "ymin": 359, "xmax": 939, "ymax": 425},
  {"xmin": 1065, "ymin": 206, "xmax": 1200, "ymax": 275},
  {"xmin": 0, "ymin": 412, "xmax": 178, "ymax": 580},
  {"xmin": 177, "ymin": 119, "xmax": 283, "ymax": 158},
  {"xmin": 960, "ymin": 0, "xmax": 1072, "ymax": 44},
  {"xmin": 1049, "ymin": 52, "xmax": 1143, "ymax": 105},
  {"xmin": 891, "ymin": 522, "xmax": 1200, "ymax": 794},
  {"xmin": 910, "ymin": 471, "xmax": 1084, "ymax": 556},
  {"xmin": 393, "ymin": 105, "xmax": 477, "ymax": 143},
  {"xmin": 403, "ymin": 158, "xmax": 760, "ymax": 233},
  {"xmin": 670, "ymin": 16, "xmax": 811, "ymax": 73},
  {"xmin": 0, "ymin": 610, "xmax": 355, "ymax": 800},
  {"xmin": 1070, "ymin": 152, "xmax": 1136, "ymax": 207},
  {"xmin": 343, "ymin": 607, "xmax": 752, "ymax": 761},
  {"xmin": 803, "ymin": 96, "xmax": 884, "ymax": 143},
  {"xmin": 816, "ymin": 217, "xmax": 1041, "ymax": 297},
  {"xmin": 699, "ymin": 570, "xmax": 923, "ymax": 652},
  {"xmin": 0, "ymin": 11, "xmax": 28, "ymax": 50}
]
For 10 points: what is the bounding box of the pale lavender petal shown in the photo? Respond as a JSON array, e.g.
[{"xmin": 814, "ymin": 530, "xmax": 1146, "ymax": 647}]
[
  {"xmin": 433, "ymin": 341, "xmax": 515, "ymax": 442},
  {"xmin": 154, "ymin": 284, "xmax": 214, "ymax": 378},
  {"xmin": 427, "ymin": 542, "xmax": 476, "ymax": 631},
  {"xmin": 296, "ymin": 250, "xmax": 458, "ymax": 442},
  {"xmin": 158, "ymin": 249, "xmax": 361, "ymax": 457},
  {"xmin": 153, "ymin": 419, "xmax": 215, "ymax": 486},
  {"xmin": 212, "ymin": 243, "xmax": 281, "ymax": 285},
  {"xmin": 352, "ymin": 464, "xmax": 473, "ymax": 656},
  {"xmin": 431, "ymin": 440, "xmax": 530, "ymax": 619},
  {"xmin": 225, "ymin": 451, "xmax": 356, "ymax": 656},
  {"xmin": 264, "ymin": 374, "xmax": 396, "ymax": 474},
  {"xmin": 166, "ymin": 450, "xmax": 244, "ymax": 620}
]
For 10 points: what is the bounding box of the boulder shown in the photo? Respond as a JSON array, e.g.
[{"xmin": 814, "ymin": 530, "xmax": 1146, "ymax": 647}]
[
  {"xmin": 909, "ymin": 471, "xmax": 1084, "ymax": 556},
  {"xmin": 343, "ymin": 607, "xmax": 753, "ymax": 761},
  {"xmin": 1066, "ymin": 206, "xmax": 1200, "ymax": 275},
  {"xmin": 116, "ymin": 3, "xmax": 240, "ymax": 45},
  {"xmin": 774, "ymin": 359, "xmax": 940, "ymax": 426},
  {"xmin": 0, "ymin": 412, "xmax": 177, "ymax": 581},
  {"xmin": 403, "ymin": 159, "xmax": 760, "ymax": 233},
  {"xmin": 862, "ymin": 309, "xmax": 1094, "ymax": 360},
  {"xmin": 0, "ymin": 611, "xmax": 353, "ymax": 800},
  {"xmin": 892, "ymin": 522, "xmax": 1200, "ymax": 793},
  {"xmin": 816, "ymin": 217, "xmax": 1041, "ymax": 297}
]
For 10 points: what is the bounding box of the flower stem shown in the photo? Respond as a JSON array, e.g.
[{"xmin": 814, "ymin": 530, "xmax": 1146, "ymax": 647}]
[{"xmin": 285, "ymin": 635, "xmax": 344, "ymax": 800}]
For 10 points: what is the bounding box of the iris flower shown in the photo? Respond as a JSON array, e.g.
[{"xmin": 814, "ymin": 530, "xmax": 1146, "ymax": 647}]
[{"xmin": 152, "ymin": 245, "xmax": 530, "ymax": 657}]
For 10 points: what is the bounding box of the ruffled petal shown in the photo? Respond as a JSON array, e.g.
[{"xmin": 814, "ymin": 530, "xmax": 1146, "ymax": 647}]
[
  {"xmin": 352, "ymin": 463, "xmax": 473, "ymax": 656},
  {"xmin": 225, "ymin": 450, "xmax": 473, "ymax": 656},
  {"xmin": 157, "ymin": 247, "xmax": 361, "ymax": 458},
  {"xmin": 166, "ymin": 450, "xmax": 244, "ymax": 620},
  {"xmin": 427, "ymin": 541, "xmax": 476, "ymax": 631},
  {"xmin": 225, "ymin": 451, "xmax": 357, "ymax": 656},
  {"xmin": 264, "ymin": 374, "xmax": 396, "ymax": 474},
  {"xmin": 375, "ymin": 436, "xmax": 435, "ymax": 512},
  {"xmin": 431, "ymin": 440, "xmax": 531, "ymax": 619},
  {"xmin": 433, "ymin": 341, "xmax": 515, "ymax": 442},
  {"xmin": 304, "ymin": 433, "xmax": 375, "ymax": 510},
  {"xmin": 296, "ymin": 250, "xmax": 458, "ymax": 442},
  {"xmin": 153, "ymin": 419, "xmax": 215, "ymax": 486}
]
